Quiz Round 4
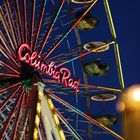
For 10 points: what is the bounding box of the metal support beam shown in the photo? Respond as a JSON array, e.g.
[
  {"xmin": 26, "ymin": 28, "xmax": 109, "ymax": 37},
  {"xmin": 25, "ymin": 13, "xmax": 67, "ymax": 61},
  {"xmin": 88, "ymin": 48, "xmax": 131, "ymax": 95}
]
[{"xmin": 103, "ymin": 0, "xmax": 126, "ymax": 139}]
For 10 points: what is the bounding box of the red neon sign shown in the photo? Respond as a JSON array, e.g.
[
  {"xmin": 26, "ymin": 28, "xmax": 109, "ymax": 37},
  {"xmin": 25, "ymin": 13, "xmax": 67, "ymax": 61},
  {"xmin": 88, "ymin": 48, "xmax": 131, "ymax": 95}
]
[{"xmin": 18, "ymin": 44, "xmax": 80, "ymax": 92}]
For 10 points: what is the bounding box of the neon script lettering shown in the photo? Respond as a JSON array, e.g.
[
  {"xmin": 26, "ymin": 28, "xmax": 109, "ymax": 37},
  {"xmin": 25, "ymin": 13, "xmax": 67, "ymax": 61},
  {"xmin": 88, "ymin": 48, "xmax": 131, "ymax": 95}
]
[{"xmin": 18, "ymin": 44, "xmax": 80, "ymax": 92}]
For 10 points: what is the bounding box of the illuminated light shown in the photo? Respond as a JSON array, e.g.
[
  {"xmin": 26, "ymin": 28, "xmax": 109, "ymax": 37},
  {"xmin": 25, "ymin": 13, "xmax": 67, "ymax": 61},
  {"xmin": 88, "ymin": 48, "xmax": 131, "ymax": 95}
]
[
  {"xmin": 59, "ymin": 129, "xmax": 66, "ymax": 140},
  {"xmin": 37, "ymin": 103, "xmax": 41, "ymax": 113},
  {"xmin": 53, "ymin": 113, "xmax": 60, "ymax": 125},
  {"xmin": 18, "ymin": 44, "xmax": 80, "ymax": 92},
  {"xmin": 35, "ymin": 115, "xmax": 40, "ymax": 125},
  {"xmin": 33, "ymin": 128, "xmax": 38, "ymax": 135},
  {"xmin": 48, "ymin": 98, "xmax": 54, "ymax": 109},
  {"xmin": 45, "ymin": 95, "xmax": 66, "ymax": 140},
  {"xmin": 117, "ymin": 85, "xmax": 140, "ymax": 111},
  {"xmin": 133, "ymin": 89, "xmax": 140, "ymax": 101},
  {"xmin": 126, "ymin": 85, "xmax": 140, "ymax": 103},
  {"xmin": 33, "ymin": 128, "xmax": 38, "ymax": 140},
  {"xmin": 117, "ymin": 85, "xmax": 140, "ymax": 140},
  {"xmin": 33, "ymin": 86, "xmax": 43, "ymax": 140},
  {"xmin": 38, "ymin": 91, "xmax": 42, "ymax": 99},
  {"xmin": 33, "ymin": 134, "xmax": 38, "ymax": 140}
]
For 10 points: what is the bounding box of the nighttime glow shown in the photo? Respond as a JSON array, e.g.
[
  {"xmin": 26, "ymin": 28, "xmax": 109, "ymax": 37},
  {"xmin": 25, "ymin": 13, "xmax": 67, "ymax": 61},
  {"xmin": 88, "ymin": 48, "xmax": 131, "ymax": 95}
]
[
  {"xmin": 117, "ymin": 85, "xmax": 140, "ymax": 112},
  {"xmin": 18, "ymin": 44, "xmax": 80, "ymax": 92},
  {"xmin": 126, "ymin": 85, "xmax": 140, "ymax": 102},
  {"xmin": 132, "ymin": 89, "xmax": 140, "ymax": 101}
]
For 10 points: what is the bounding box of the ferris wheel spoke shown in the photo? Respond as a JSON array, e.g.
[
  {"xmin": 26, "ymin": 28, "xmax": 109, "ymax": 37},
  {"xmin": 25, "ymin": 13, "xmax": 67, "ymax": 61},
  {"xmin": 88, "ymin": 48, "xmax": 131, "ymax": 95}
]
[
  {"xmin": 11, "ymin": 91, "xmax": 25, "ymax": 139},
  {"xmin": 79, "ymin": 84, "xmax": 122, "ymax": 92},
  {"xmin": 66, "ymin": 38, "xmax": 76, "ymax": 78},
  {"xmin": 36, "ymin": 18, "xmax": 78, "ymax": 48},
  {"xmin": 54, "ymin": 107, "xmax": 83, "ymax": 140},
  {"xmin": 20, "ymin": 0, "xmax": 27, "ymax": 43},
  {"xmin": 0, "ymin": 73, "xmax": 20, "ymax": 78},
  {"xmin": 33, "ymin": 4, "xmax": 67, "ymax": 33},
  {"xmin": 47, "ymin": 47, "xmax": 80, "ymax": 63},
  {"xmin": 43, "ymin": 80, "xmax": 107, "ymax": 96},
  {"xmin": 0, "ymin": 85, "xmax": 22, "ymax": 110},
  {"xmin": 4, "ymin": 0, "xmax": 19, "ymax": 47},
  {"xmin": 47, "ymin": 90, "xmax": 125, "ymax": 140},
  {"xmin": 0, "ymin": 82, "xmax": 21, "ymax": 94},
  {"xmin": 38, "ymin": 121, "xmax": 46, "ymax": 140},
  {"xmin": 0, "ymin": 44, "xmax": 20, "ymax": 68},
  {"xmin": 13, "ymin": 0, "xmax": 24, "ymax": 44},
  {"xmin": 59, "ymin": 18, "xmax": 77, "ymax": 78},
  {"xmin": 0, "ymin": 31, "xmax": 17, "ymax": 60},
  {"xmin": 0, "ymin": 59, "xmax": 20, "ymax": 75},
  {"xmin": 0, "ymin": 6, "xmax": 17, "ymax": 52},
  {"xmin": 31, "ymin": 0, "xmax": 47, "ymax": 53},
  {"xmin": 38, "ymin": 5, "xmax": 87, "ymax": 30},
  {"xmin": 15, "ymin": 93, "xmax": 32, "ymax": 139},
  {"xmin": 42, "ymin": 0, "xmax": 98, "ymax": 60},
  {"xmin": 0, "ymin": 89, "xmax": 23, "ymax": 139},
  {"xmin": 28, "ymin": 0, "xmax": 36, "ymax": 47},
  {"xmin": 56, "ymin": 41, "xmax": 114, "ymax": 67},
  {"xmin": 38, "ymin": 0, "xmax": 65, "ymax": 55},
  {"xmin": 37, "ymin": 12, "xmax": 73, "ymax": 34}
]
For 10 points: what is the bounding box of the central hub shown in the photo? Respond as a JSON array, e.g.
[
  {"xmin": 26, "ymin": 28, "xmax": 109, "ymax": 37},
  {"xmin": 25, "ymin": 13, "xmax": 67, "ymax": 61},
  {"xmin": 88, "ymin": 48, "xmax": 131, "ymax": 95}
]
[{"xmin": 20, "ymin": 61, "xmax": 34, "ymax": 80}]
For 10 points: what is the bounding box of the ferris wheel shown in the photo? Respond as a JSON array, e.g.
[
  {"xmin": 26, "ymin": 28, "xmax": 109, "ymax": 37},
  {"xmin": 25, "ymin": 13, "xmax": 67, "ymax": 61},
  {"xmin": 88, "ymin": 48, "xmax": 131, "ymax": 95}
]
[{"xmin": 0, "ymin": 0, "xmax": 125, "ymax": 140}]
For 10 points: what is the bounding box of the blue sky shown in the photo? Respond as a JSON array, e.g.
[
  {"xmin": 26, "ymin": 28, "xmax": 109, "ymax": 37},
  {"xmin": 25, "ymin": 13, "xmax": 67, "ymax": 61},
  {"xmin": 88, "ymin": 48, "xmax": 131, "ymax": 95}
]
[{"xmin": 110, "ymin": 0, "xmax": 140, "ymax": 87}]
